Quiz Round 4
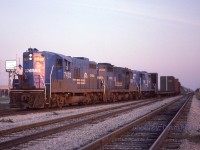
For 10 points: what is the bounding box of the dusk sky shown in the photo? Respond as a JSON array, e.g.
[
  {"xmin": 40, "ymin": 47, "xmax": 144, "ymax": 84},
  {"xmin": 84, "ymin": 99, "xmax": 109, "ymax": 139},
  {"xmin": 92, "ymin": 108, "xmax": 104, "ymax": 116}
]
[{"xmin": 0, "ymin": 0, "xmax": 200, "ymax": 90}]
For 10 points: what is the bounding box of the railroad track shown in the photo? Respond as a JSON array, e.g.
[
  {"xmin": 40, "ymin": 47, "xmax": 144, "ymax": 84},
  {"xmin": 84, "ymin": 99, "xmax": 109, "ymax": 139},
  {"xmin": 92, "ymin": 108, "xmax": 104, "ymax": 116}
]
[
  {"xmin": 0, "ymin": 104, "xmax": 88, "ymax": 118},
  {"xmin": 81, "ymin": 94, "xmax": 192, "ymax": 150},
  {"xmin": 0, "ymin": 98, "xmax": 155, "ymax": 118},
  {"xmin": 160, "ymin": 95, "xmax": 192, "ymax": 149},
  {"xmin": 0, "ymin": 98, "xmax": 161, "ymax": 149}
]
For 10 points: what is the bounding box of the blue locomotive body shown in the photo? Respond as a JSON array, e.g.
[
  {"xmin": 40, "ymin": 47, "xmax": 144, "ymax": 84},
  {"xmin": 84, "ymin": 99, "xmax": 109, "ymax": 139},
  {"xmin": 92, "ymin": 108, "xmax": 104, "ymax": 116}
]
[{"xmin": 9, "ymin": 48, "xmax": 179, "ymax": 108}]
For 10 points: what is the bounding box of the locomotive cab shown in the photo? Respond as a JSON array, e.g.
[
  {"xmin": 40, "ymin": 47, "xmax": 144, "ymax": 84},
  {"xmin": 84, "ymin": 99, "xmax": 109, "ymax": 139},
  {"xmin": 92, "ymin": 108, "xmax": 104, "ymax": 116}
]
[{"xmin": 10, "ymin": 48, "xmax": 47, "ymax": 108}]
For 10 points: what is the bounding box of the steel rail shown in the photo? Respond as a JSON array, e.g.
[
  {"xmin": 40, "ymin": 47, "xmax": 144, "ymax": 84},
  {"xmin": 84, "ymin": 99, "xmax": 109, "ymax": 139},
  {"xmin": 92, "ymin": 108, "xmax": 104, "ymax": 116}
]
[
  {"xmin": 0, "ymin": 99, "xmax": 156, "ymax": 137},
  {"xmin": 80, "ymin": 95, "xmax": 188, "ymax": 150},
  {"xmin": 0, "ymin": 98, "xmax": 160, "ymax": 149},
  {"xmin": 150, "ymin": 95, "xmax": 192, "ymax": 150}
]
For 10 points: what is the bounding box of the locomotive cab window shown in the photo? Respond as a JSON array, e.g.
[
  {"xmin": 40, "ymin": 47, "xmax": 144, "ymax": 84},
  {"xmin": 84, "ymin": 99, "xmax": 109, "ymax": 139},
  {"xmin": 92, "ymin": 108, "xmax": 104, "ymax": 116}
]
[
  {"xmin": 65, "ymin": 60, "xmax": 71, "ymax": 71},
  {"xmin": 74, "ymin": 67, "xmax": 81, "ymax": 79},
  {"xmin": 56, "ymin": 58, "xmax": 63, "ymax": 69}
]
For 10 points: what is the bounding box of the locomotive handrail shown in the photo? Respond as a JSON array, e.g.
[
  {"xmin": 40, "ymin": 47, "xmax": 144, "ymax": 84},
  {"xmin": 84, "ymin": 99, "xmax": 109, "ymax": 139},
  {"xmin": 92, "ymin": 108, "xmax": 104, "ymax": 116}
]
[
  {"xmin": 40, "ymin": 76, "xmax": 47, "ymax": 102},
  {"xmin": 50, "ymin": 65, "xmax": 54, "ymax": 100},
  {"xmin": 136, "ymin": 83, "xmax": 139, "ymax": 92}
]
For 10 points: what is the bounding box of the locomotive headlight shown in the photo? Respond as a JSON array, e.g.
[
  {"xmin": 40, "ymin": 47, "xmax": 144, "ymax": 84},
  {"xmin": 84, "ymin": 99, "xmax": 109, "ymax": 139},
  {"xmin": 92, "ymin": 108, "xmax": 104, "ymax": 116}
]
[{"xmin": 29, "ymin": 54, "xmax": 33, "ymax": 60}]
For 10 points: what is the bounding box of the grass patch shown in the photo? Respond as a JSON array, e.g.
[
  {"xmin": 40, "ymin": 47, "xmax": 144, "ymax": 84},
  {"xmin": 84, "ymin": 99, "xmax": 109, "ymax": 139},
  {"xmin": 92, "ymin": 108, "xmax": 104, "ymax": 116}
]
[{"xmin": 0, "ymin": 118, "xmax": 14, "ymax": 123}]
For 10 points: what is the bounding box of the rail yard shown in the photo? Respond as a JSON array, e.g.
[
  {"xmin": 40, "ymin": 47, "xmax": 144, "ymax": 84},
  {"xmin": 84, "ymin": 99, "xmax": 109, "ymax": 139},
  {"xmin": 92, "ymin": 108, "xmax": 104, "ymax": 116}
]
[
  {"xmin": 1, "ymin": 0, "xmax": 200, "ymax": 149},
  {"xmin": 0, "ymin": 47, "xmax": 199, "ymax": 149},
  {"xmin": 0, "ymin": 93, "xmax": 200, "ymax": 149},
  {"xmin": 0, "ymin": 47, "xmax": 197, "ymax": 150}
]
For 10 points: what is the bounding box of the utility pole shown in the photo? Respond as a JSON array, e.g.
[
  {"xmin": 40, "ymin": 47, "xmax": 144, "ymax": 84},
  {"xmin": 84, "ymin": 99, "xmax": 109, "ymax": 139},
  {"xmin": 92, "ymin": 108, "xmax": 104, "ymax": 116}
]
[
  {"xmin": 0, "ymin": 60, "xmax": 2, "ymax": 97},
  {"xmin": 0, "ymin": 60, "xmax": 2, "ymax": 85}
]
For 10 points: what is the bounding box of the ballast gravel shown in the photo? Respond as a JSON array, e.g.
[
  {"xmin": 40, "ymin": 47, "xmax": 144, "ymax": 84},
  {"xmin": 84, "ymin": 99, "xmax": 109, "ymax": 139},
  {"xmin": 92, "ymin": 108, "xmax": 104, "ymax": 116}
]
[
  {"xmin": 2, "ymin": 96, "xmax": 182, "ymax": 150},
  {"xmin": 179, "ymin": 95, "xmax": 200, "ymax": 150},
  {"xmin": 0, "ymin": 100, "xmax": 141, "ymax": 130}
]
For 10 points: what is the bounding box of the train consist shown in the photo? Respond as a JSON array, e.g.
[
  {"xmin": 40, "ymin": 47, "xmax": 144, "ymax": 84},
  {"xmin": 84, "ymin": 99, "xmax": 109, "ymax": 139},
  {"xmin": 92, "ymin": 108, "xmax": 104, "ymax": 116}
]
[{"xmin": 9, "ymin": 48, "xmax": 181, "ymax": 108}]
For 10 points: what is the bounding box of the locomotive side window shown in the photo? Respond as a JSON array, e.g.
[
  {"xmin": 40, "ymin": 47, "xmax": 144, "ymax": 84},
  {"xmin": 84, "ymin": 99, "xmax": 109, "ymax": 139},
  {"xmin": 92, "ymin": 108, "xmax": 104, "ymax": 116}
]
[
  {"xmin": 74, "ymin": 67, "xmax": 80, "ymax": 79},
  {"xmin": 56, "ymin": 58, "xmax": 62, "ymax": 69},
  {"xmin": 65, "ymin": 60, "xmax": 71, "ymax": 71},
  {"xmin": 89, "ymin": 64, "xmax": 96, "ymax": 69},
  {"xmin": 107, "ymin": 67, "xmax": 113, "ymax": 72},
  {"xmin": 118, "ymin": 74, "xmax": 122, "ymax": 82}
]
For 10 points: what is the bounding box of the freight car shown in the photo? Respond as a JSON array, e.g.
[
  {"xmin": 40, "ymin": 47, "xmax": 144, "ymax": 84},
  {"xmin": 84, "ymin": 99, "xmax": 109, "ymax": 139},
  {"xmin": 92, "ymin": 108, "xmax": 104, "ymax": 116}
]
[
  {"xmin": 9, "ymin": 48, "xmax": 179, "ymax": 108},
  {"xmin": 158, "ymin": 76, "xmax": 181, "ymax": 96}
]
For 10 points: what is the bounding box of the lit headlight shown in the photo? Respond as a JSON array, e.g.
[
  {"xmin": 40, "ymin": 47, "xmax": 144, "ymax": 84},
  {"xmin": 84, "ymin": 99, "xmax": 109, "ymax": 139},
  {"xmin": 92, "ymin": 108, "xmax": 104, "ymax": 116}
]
[{"xmin": 29, "ymin": 54, "xmax": 33, "ymax": 60}]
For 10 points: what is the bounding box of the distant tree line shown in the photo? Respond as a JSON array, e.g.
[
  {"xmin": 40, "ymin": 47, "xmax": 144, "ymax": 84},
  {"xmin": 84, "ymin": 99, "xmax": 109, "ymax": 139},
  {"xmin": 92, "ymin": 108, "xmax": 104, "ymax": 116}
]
[{"xmin": 195, "ymin": 88, "xmax": 200, "ymax": 100}]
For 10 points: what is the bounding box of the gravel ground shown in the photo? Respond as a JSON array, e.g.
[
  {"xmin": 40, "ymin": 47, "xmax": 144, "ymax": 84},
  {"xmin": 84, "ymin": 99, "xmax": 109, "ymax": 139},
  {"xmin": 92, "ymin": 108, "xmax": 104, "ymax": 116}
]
[
  {"xmin": 2, "ymin": 95, "xmax": 198, "ymax": 150},
  {"xmin": 5, "ymin": 96, "xmax": 181, "ymax": 150},
  {"xmin": 179, "ymin": 95, "xmax": 200, "ymax": 149},
  {"xmin": 0, "ymin": 100, "xmax": 142, "ymax": 130}
]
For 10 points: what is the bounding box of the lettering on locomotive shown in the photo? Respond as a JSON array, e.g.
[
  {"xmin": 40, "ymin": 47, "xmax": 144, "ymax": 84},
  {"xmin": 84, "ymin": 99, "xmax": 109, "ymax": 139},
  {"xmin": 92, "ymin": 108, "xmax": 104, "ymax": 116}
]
[
  {"xmin": 64, "ymin": 72, "xmax": 71, "ymax": 79},
  {"xmin": 25, "ymin": 69, "xmax": 41, "ymax": 73}
]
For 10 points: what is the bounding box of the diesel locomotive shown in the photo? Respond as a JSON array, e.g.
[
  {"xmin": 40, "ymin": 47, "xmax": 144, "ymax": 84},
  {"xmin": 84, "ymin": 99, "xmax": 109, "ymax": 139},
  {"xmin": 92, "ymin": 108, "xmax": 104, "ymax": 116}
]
[{"xmin": 9, "ymin": 48, "xmax": 180, "ymax": 108}]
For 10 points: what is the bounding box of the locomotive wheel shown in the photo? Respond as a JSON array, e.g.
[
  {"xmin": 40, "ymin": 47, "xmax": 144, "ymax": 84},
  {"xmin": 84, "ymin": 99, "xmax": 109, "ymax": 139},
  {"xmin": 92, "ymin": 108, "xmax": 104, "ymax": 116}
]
[
  {"xmin": 93, "ymin": 94, "xmax": 99, "ymax": 104},
  {"xmin": 135, "ymin": 94, "xmax": 139, "ymax": 100},
  {"xmin": 10, "ymin": 93, "xmax": 19, "ymax": 108},
  {"xmin": 117, "ymin": 94, "xmax": 122, "ymax": 101},
  {"xmin": 51, "ymin": 95, "xmax": 57, "ymax": 107},
  {"xmin": 83, "ymin": 94, "xmax": 91, "ymax": 105},
  {"xmin": 129, "ymin": 93, "xmax": 134, "ymax": 100},
  {"xmin": 83, "ymin": 98, "xmax": 90, "ymax": 105},
  {"xmin": 57, "ymin": 96, "xmax": 64, "ymax": 108},
  {"xmin": 33, "ymin": 94, "xmax": 45, "ymax": 108},
  {"xmin": 98, "ymin": 93, "xmax": 103, "ymax": 102},
  {"xmin": 114, "ymin": 94, "xmax": 118, "ymax": 101},
  {"xmin": 28, "ymin": 95, "xmax": 35, "ymax": 108},
  {"xmin": 51, "ymin": 94, "xmax": 64, "ymax": 108},
  {"xmin": 109, "ymin": 98, "xmax": 114, "ymax": 103},
  {"xmin": 112, "ymin": 93, "xmax": 117, "ymax": 102}
]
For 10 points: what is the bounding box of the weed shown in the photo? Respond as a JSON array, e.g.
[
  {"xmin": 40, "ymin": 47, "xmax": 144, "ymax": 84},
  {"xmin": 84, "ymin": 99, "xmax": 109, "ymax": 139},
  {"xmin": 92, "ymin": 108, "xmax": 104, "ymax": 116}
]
[{"xmin": 0, "ymin": 118, "xmax": 14, "ymax": 123}]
